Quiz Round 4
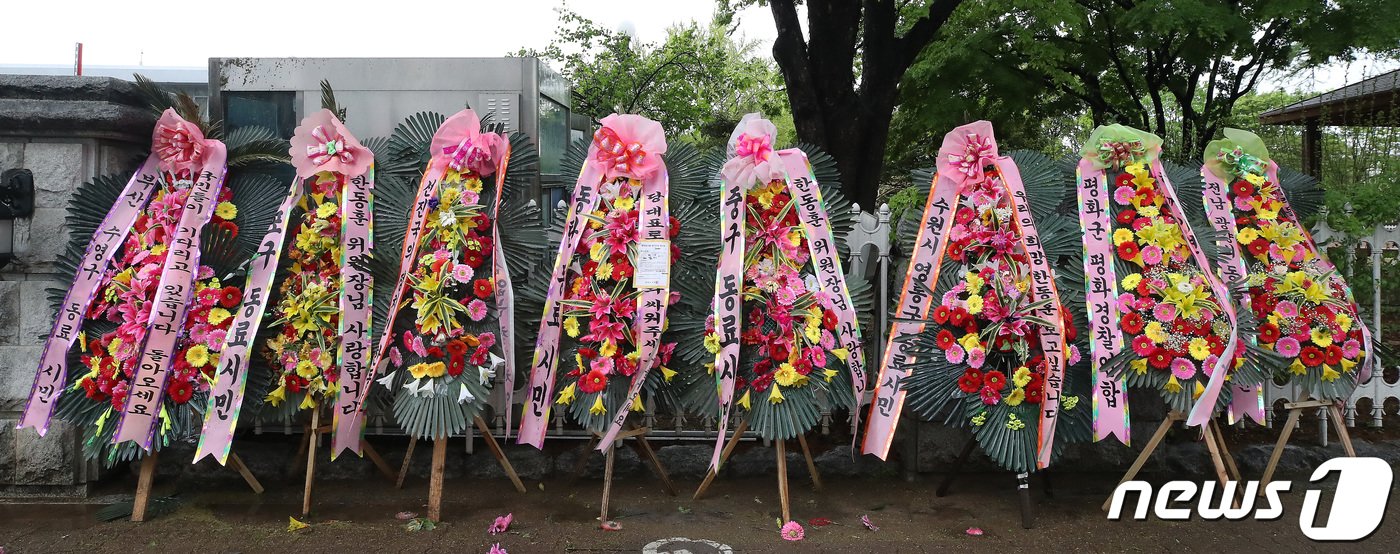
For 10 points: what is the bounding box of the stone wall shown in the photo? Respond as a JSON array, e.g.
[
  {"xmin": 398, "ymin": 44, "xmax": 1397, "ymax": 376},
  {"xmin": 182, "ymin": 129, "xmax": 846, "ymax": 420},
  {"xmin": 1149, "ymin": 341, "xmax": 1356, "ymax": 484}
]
[{"xmin": 0, "ymin": 75, "xmax": 154, "ymax": 496}]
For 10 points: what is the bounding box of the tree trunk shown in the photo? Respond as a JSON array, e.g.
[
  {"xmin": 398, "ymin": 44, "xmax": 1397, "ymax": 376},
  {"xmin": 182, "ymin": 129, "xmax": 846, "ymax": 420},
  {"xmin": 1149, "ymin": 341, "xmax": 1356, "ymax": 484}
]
[{"xmin": 769, "ymin": 0, "xmax": 960, "ymax": 211}]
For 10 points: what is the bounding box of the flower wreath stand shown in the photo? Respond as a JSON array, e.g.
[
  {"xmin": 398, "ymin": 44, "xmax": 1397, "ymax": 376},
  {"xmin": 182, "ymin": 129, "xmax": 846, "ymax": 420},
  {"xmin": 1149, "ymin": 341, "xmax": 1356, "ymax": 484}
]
[
  {"xmin": 694, "ymin": 114, "xmax": 870, "ymax": 525},
  {"xmin": 517, "ymin": 113, "xmax": 686, "ymax": 527},
  {"xmin": 870, "ymin": 121, "xmax": 1092, "ymax": 529},
  {"xmin": 1073, "ymin": 124, "xmax": 1260, "ymax": 512},
  {"xmin": 1181, "ymin": 128, "xmax": 1382, "ymax": 493},
  {"xmin": 364, "ymin": 108, "xmax": 549, "ymax": 521},
  {"xmin": 20, "ymin": 97, "xmax": 289, "ymax": 520}
]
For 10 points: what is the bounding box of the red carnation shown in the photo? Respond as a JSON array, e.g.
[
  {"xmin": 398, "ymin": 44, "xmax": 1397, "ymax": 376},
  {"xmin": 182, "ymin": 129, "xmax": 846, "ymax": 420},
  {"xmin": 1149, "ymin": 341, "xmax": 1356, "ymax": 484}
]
[
  {"xmin": 1247, "ymin": 238, "xmax": 1270, "ymax": 258},
  {"xmin": 473, "ymin": 278, "xmax": 494, "ymax": 299},
  {"xmin": 463, "ymin": 250, "xmax": 485, "ymax": 268},
  {"xmin": 1259, "ymin": 323, "xmax": 1280, "ymax": 344},
  {"xmin": 1116, "ymin": 209, "xmax": 1137, "ymax": 225},
  {"xmin": 1117, "ymin": 241, "xmax": 1140, "ymax": 261},
  {"xmin": 1132, "ymin": 335, "xmax": 1156, "ymax": 355},
  {"xmin": 957, "ymin": 369, "xmax": 983, "ymax": 393},
  {"xmin": 936, "ymin": 330, "xmax": 956, "ymax": 350},
  {"xmin": 1120, "ymin": 312, "xmax": 1145, "ymax": 335},
  {"xmin": 447, "ymin": 357, "xmax": 466, "ymax": 377},
  {"xmin": 168, "ymin": 380, "xmax": 193, "ymax": 404},
  {"xmin": 579, "ymin": 369, "xmax": 608, "ymax": 393},
  {"xmin": 1325, "ymin": 345, "xmax": 1343, "ymax": 366},
  {"xmin": 932, "ymin": 305, "xmax": 951, "ymax": 324},
  {"xmin": 949, "ymin": 307, "xmax": 969, "ymax": 327},
  {"xmin": 823, "ymin": 309, "xmax": 839, "ymax": 330},
  {"xmin": 1115, "ymin": 173, "xmax": 1135, "ymax": 188},
  {"xmin": 219, "ymin": 286, "xmax": 242, "ymax": 308},
  {"xmin": 1300, "ymin": 346, "xmax": 1325, "ymax": 367},
  {"xmin": 446, "ymin": 339, "xmax": 469, "ymax": 359},
  {"xmin": 983, "ymin": 370, "xmax": 1007, "ymax": 390},
  {"xmin": 1231, "ymin": 180, "xmax": 1256, "ymax": 198},
  {"xmin": 1148, "ymin": 348, "xmax": 1173, "ymax": 370}
]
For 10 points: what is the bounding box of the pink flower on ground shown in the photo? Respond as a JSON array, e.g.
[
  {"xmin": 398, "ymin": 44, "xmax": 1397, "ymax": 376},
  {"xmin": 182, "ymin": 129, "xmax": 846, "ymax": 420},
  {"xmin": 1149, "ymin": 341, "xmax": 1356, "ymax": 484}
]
[
  {"xmin": 861, "ymin": 514, "xmax": 879, "ymax": 531},
  {"xmin": 488, "ymin": 512, "xmax": 512, "ymax": 535},
  {"xmin": 780, "ymin": 520, "xmax": 805, "ymax": 541},
  {"xmin": 489, "ymin": 544, "xmax": 508, "ymax": 554},
  {"xmin": 966, "ymin": 527, "xmax": 984, "ymax": 536}
]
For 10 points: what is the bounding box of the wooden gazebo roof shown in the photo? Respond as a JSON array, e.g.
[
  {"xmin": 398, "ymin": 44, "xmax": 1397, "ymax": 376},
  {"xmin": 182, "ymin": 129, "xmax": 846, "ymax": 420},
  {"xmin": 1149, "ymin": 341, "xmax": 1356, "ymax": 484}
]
[{"xmin": 1260, "ymin": 69, "xmax": 1400, "ymax": 126}]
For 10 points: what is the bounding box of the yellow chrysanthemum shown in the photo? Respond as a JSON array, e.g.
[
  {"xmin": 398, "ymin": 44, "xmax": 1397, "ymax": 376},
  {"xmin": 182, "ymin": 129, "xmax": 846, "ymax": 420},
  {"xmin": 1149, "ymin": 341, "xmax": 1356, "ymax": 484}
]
[
  {"xmin": 564, "ymin": 316, "xmax": 580, "ymax": 338},
  {"xmin": 215, "ymin": 201, "xmax": 238, "ymax": 220},
  {"xmin": 1004, "ymin": 388, "xmax": 1025, "ymax": 407},
  {"xmin": 589, "ymin": 241, "xmax": 606, "ymax": 262},
  {"xmin": 614, "ymin": 196, "xmax": 635, "ymax": 211},
  {"xmin": 1236, "ymin": 227, "xmax": 1260, "ymax": 244},
  {"xmin": 185, "ymin": 344, "xmax": 211, "ymax": 367},
  {"xmin": 1121, "ymin": 274, "xmax": 1142, "ymax": 290},
  {"xmin": 1188, "ymin": 338, "xmax": 1211, "ymax": 361},
  {"xmin": 704, "ymin": 332, "xmax": 721, "ymax": 354},
  {"xmin": 1012, "ymin": 367, "xmax": 1032, "ymax": 388},
  {"xmin": 207, "ymin": 307, "xmax": 231, "ymax": 326},
  {"xmin": 774, "ymin": 363, "xmax": 808, "ymax": 388},
  {"xmin": 1144, "ymin": 322, "xmax": 1167, "ymax": 344},
  {"xmin": 296, "ymin": 360, "xmax": 318, "ymax": 379},
  {"xmin": 599, "ymin": 340, "xmax": 617, "ymax": 359},
  {"xmin": 595, "ymin": 261, "xmax": 614, "ymax": 280},
  {"xmin": 1311, "ymin": 327, "xmax": 1334, "ymax": 348},
  {"xmin": 1336, "ymin": 312, "xmax": 1353, "ymax": 332},
  {"xmin": 316, "ymin": 202, "xmax": 337, "ymax": 218},
  {"xmin": 1112, "ymin": 228, "xmax": 1135, "ymax": 246},
  {"xmin": 965, "ymin": 295, "xmax": 985, "ymax": 315}
]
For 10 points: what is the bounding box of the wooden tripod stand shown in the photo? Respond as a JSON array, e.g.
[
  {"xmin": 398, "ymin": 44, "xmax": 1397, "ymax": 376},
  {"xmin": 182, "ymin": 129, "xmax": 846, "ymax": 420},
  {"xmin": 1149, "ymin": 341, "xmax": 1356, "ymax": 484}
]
[
  {"xmin": 287, "ymin": 407, "xmax": 398, "ymax": 517},
  {"xmin": 1257, "ymin": 391, "xmax": 1356, "ymax": 494},
  {"xmin": 1100, "ymin": 411, "xmax": 1241, "ymax": 511},
  {"xmin": 691, "ymin": 421, "xmax": 824, "ymax": 523},
  {"xmin": 130, "ymin": 449, "xmax": 265, "ymax": 522},
  {"xmin": 571, "ymin": 422, "xmax": 677, "ymax": 525},
  {"xmin": 394, "ymin": 415, "xmax": 528, "ymax": 522},
  {"xmin": 936, "ymin": 436, "xmax": 1051, "ymax": 529}
]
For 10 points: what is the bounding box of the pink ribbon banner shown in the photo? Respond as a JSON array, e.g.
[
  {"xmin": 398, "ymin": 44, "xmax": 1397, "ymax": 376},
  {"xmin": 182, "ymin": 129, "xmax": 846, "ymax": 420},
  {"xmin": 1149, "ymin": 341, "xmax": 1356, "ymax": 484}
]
[
  {"xmin": 862, "ymin": 173, "xmax": 958, "ymax": 460},
  {"xmin": 195, "ymin": 177, "xmax": 301, "ymax": 464},
  {"xmin": 331, "ymin": 168, "xmax": 375, "ymax": 459},
  {"xmin": 19, "ymin": 156, "xmax": 162, "ymax": 436},
  {"xmin": 1075, "ymin": 160, "xmax": 1131, "ymax": 444},
  {"xmin": 517, "ymin": 161, "xmax": 604, "ymax": 448},
  {"xmin": 782, "ymin": 149, "xmax": 866, "ymax": 441},
  {"xmin": 597, "ymin": 169, "xmax": 672, "ymax": 448},
  {"xmin": 487, "ymin": 145, "xmax": 518, "ymax": 439},
  {"xmin": 1200, "ymin": 167, "xmax": 1266, "ymax": 424},
  {"xmin": 996, "ymin": 157, "xmax": 1067, "ymax": 468},
  {"xmin": 372, "ymin": 162, "xmax": 441, "ymax": 383},
  {"xmin": 1153, "ymin": 162, "xmax": 1241, "ymax": 427},
  {"xmin": 709, "ymin": 161, "xmax": 747, "ymax": 469},
  {"xmin": 112, "ymin": 143, "xmax": 228, "ymax": 451}
]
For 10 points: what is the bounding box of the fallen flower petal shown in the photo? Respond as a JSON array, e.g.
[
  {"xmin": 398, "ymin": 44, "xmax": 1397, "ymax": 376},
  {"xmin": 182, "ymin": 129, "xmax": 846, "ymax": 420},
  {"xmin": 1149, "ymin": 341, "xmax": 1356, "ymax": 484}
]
[
  {"xmin": 966, "ymin": 527, "xmax": 985, "ymax": 536},
  {"xmin": 489, "ymin": 512, "xmax": 513, "ymax": 535},
  {"xmin": 808, "ymin": 517, "xmax": 833, "ymax": 527},
  {"xmin": 781, "ymin": 520, "xmax": 805, "ymax": 541},
  {"xmin": 287, "ymin": 516, "xmax": 310, "ymax": 532},
  {"xmin": 395, "ymin": 511, "xmax": 417, "ymax": 521},
  {"xmin": 600, "ymin": 520, "xmax": 623, "ymax": 531},
  {"xmin": 861, "ymin": 514, "xmax": 879, "ymax": 531},
  {"xmin": 489, "ymin": 543, "xmax": 508, "ymax": 554}
]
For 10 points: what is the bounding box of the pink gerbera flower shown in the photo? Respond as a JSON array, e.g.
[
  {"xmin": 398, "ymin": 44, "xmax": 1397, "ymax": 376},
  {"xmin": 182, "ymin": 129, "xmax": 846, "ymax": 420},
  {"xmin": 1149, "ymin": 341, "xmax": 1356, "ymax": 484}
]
[
  {"xmin": 467, "ymin": 299, "xmax": 488, "ymax": 321},
  {"xmin": 780, "ymin": 520, "xmax": 804, "ymax": 541}
]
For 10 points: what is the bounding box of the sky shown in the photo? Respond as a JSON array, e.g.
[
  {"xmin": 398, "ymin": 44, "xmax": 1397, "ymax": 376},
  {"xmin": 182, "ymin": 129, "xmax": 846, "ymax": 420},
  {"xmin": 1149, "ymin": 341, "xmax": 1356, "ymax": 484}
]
[
  {"xmin": 0, "ymin": 0, "xmax": 776, "ymax": 68},
  {"xmin": 1, "ymin": 0, "xmax": 1392, "ymax": 94}
]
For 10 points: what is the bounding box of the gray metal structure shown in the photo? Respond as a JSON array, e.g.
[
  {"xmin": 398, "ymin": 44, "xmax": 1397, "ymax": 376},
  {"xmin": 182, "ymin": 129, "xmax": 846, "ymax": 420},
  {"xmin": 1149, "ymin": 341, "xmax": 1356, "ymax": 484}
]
[{"xmin": 209, "ymin": 57, "xmax": 577, "ymax": 202}]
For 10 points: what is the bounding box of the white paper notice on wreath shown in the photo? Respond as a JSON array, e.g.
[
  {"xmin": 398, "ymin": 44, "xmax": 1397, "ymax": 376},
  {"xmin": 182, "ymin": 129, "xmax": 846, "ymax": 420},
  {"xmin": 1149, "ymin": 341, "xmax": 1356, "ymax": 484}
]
[{"xmin": 635, "ymin": 240, "xmax": 671, "ymax": 289}]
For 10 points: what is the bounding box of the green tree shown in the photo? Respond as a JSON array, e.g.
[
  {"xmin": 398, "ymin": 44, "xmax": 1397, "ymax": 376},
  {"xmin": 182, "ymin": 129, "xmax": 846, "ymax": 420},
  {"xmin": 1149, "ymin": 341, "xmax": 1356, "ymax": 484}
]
[
  {"xmin": 979, "ymin": 0, "xmax": 1400, "ymax": 161},
  {"xmin": 519, "ymin": 7, "xmax": 788, "ymax": 148}
]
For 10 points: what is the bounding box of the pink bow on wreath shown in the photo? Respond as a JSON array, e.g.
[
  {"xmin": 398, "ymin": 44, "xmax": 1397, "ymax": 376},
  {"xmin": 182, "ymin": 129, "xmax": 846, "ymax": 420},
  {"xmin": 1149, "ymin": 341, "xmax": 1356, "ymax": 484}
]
[
  {"xmin": 288, "ymin": 109, "xmax": 372, "ymax": 178},
  {"xmin": 430, "ymin": 109, "xmax": 505, "ymax": 177},
  {"xmin": 152, "ymin": 109, "xmax": 207, "ymax": 174},
  {"xmin": 722, "ymin": 112, "xmax": 785, "ymax": 185},
  {"xmin": 591, "ymin": 114, "xmax": 667, "ymax": 181},
  {"xmin": 938, "ymin": 120, "xmax": 999, "ymax": 188}
]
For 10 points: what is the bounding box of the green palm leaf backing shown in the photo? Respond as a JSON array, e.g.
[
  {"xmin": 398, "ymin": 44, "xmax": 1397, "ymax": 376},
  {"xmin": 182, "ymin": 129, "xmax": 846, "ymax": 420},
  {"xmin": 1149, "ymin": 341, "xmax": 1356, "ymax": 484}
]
[{"xmin": 899, "ymin": 151, "xmax": 1091, "ymax": 473}]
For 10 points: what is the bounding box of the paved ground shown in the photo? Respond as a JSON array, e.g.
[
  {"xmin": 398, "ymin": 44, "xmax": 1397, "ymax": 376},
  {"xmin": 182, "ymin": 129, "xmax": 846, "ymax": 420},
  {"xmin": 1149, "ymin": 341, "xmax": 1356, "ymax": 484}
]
[{"xmin": 0, "ymin": 466, "xmax": 1396, "ymax": 553}]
